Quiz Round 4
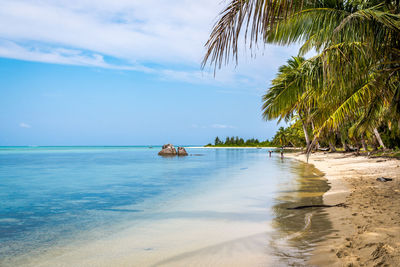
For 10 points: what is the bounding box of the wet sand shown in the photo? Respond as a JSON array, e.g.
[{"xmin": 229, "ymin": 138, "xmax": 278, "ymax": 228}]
[{"xmin": 287, "ymin": 152, "xmax": 400, "ymax": 266}]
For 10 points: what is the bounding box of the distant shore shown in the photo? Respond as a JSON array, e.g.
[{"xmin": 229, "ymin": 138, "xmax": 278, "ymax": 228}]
[
  {"xmin": 187, "ymin": 146, "xmax": 274, "ymax": 149},
  {"xmin": 287, "ymin": 152, "xmax": 400, "ymax": 266},
  {"xmin": 187, "ymin": 146, "xmax": 303, "ymax": 150}
]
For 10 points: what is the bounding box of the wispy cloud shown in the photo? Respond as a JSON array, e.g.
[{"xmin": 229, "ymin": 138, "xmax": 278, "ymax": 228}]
[
  {"xmin": 191, "ymin": 123, "xmax": 235, "ymax": 129},
  {"xmin": 211, "ymin": 124, "xmax": 235, "ymax": 129},
  {"xmin": 19, "ymin": 122, "xmax": 31, "ymax": 128},
  {"xmin": 0, "ymin": 0, "xmax": 216, "ymax": 65},
  {"xmin": 0, "ymin": 0, "xmax": 299, "ymax": 87}
]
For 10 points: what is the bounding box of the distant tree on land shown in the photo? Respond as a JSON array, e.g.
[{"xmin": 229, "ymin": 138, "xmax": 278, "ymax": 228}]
[
  {"xmin": 214, "ymin": 136, "xmax": 222, "ymax": 145},
  {"xmin": 205, "ymin": 136, "xmax": 273, "ymax": 147},
  {"xmin": 229, "ymin": 136, "xmax": 235, "ymax": 144}
]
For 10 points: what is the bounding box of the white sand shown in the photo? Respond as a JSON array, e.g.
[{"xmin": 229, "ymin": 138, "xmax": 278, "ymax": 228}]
[{"xmin": 287, "ymin": 152, "xmax": 400, "ymax": 266}]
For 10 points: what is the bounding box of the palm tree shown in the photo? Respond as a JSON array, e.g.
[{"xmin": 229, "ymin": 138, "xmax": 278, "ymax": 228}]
[
  {"xmin": 203, "ymin": 0, "xmax": 400, "ymax": 152},
  {"xmin": 274, "ymin": 127, "xmax": 288, "ymax": 147},
  {"xmin": 261, "ymin": 56, "xmax": 313, "ymax": 149}
]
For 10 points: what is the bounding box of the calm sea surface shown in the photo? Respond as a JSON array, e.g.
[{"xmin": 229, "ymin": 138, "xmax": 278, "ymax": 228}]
[{"xmin": 0, "ymin": 146, "xmax": 333, "ymax": 266}]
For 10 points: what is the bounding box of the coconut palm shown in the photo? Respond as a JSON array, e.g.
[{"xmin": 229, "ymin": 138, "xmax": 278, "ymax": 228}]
[
  {"xmin": 203, "ymin": 0, "xmax": 400, "ymax": 152},
  {"xmin": 261, "ymin": 56, "xmax": 314, "ymax": 149},
  {"xmin": 273, "ymin": 127, "xmax": 288, "ymax": 147}
]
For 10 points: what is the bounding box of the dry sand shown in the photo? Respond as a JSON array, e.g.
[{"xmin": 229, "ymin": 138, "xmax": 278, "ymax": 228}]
[{"xmin": 287, "ymin": 152, "xmax": 400, "ymax": 267}]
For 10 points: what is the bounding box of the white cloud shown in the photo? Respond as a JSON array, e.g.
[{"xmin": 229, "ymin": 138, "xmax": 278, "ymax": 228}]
[
  {"xmin": 0, "ymin": 0, "xmax": 217, "ymax": 63},
  {"xmin": 0, "ymin": 0, "xmax": 300, "ymax": 87},
  {"xmin": 211, "ymin": 124, "xmax": 235, "ymax": 129},
  {"xmin": 19, "ymin": 122, "xmax": 31, "ymax": 128},
  {"xmin": 190, "ymin": 123, "xmax": 235, "ymax": 129},
  {"xmin": 0, "ymin": 39, "xmax": 151, "ymax": 71}
]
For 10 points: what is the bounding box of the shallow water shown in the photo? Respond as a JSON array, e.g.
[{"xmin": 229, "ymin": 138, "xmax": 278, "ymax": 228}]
[
  {"xmin": 270, "ymin": 162, "xmax": 334, "ymax": 265},
  {"xmin": 0, "ymin": 147, "xmax": 332, "ymax": 266}
]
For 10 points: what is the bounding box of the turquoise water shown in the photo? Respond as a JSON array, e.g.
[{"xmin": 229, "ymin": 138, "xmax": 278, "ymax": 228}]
[{"xmin": 0, "ymin": 146, "xmax": 331, "ymax": 266}]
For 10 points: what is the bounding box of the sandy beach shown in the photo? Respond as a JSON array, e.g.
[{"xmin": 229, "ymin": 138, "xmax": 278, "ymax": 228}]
[{"xmin": 287, "ymin": 152, "xmax": 400, "ymax": 266}]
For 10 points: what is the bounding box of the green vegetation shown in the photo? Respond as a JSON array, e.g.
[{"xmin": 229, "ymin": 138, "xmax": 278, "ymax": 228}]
[
  {"xmin": 205, "ymin": 123, "xmax": 308, "ymax": 147},
  {"xmin": 203, "ymin": 1, "xmax": 400, "ymax": 154},
  {"xmin": 371, "ymin": 150, "xmax": 400, "ymax": 159},
  {"xmin": 205, "ymin": 136, "xmax": 272, "ymax": 147}
]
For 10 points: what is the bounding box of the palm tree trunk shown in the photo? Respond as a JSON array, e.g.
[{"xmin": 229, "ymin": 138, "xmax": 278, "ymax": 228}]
[
  {"xmin": 338, "ymin": 131, "xmax": 351, "ymax": 152},
  {"xmin": 361, "ymin": 138, "xmax": 368, "ymax": 151},
  {"xmin": 311, "ymin": 120, "xmax": 320, "ymax": 150},
  {"xmin": 372, "ymin": 138, "xmax": 379, "ymax": 151},
  {"xmin": 342, "ymin": 141, "xmax": 350, "ymax": 152},
  {"xmin": 301, "ymin": 120, "xmax": 310, "ymax": 149},
  {"xmin": 329, "ymin": 142, "xmax": 336, "ymax": 152},
  {"xmin": 373, "ymin": 128, "xmax": 386, "ymax": 149},
  {"xmin": 341, "ymin": 137, "xmax": 350, "ymax": 152}
]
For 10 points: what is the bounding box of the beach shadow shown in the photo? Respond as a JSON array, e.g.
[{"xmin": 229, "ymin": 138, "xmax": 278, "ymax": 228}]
[{"xmin": 150, "ymin": 232, "xmax": 269, "ymax": 267}]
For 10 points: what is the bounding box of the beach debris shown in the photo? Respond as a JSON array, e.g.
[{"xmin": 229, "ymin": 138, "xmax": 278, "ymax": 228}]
[
  {"xmin": 376, "ymin": 177, "xmax": 393, "ymax": 182},
  {"xmin": 371, "ymin": 243, "xmax": 389, "ymax": 260},
  {"xmin": 287, "ymin": 203, "xmax": 347, "ymax": 210},
  {"xmin": 158, "ymin": 144, "xmax": 177, "ymax": 156},
  {"xmin": 177, "ymin": 147, "xmax": 188, "ymax": 156}
]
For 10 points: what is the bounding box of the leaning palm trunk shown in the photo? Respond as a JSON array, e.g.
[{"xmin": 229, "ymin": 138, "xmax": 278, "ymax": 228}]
[
  {"xmin": 343, "ymin": 142, "xmax": 351, "ymax": 152},
  {"xmin": 306, "ymin": 137, "xmax": 319, "ymax": 162},
  {"xmin": 373, "ymin": 128, "xmax": 386, "ymax": 149},
  {"xmin": 300, "ymin": 118, "xmax": 311, "ymax": 150},
  {"xmin": 329, "ymin": 142, "xmax": 336, "ymax": 152},
  {"xmin": 361, "ymin": 138, "xmax": 368, "ymax": 151},
  {"xmin": 342, "ymin": 139, "xmax": 350, "ymax": 152},
  {"xmin": 311, "ymin": 121, "xmax": 320, "ymax": 150}
]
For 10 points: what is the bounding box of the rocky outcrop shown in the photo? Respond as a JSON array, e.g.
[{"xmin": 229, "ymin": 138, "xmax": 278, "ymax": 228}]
[
  {"xmin": 158, "ymin": 144, "xmax": 188, "ymax": 156},
  {"xmin": 158, "ymin": 144, "xmax": 177, "ymax": 156},
  {"xmin": 177, "ymin": 147, "xmax": 188, "ymax": 156}
]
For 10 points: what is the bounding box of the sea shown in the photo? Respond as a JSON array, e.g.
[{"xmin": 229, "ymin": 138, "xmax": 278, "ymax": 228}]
[{"xmin": 0, "ymin": 146, "xmax": 333, "ymax": 266}]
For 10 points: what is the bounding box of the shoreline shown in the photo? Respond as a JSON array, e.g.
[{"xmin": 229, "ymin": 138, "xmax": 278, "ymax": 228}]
[
  {"xmin": 187, "ymin": 146, "xmax": 275, "ymax": 149},
  {"xmin": 287, "ymin": 152, "xmax": 400, "ymax": 266},
  {"xmin": 186, "ymin": 146, "xmax": 302, "ymax": 149}
]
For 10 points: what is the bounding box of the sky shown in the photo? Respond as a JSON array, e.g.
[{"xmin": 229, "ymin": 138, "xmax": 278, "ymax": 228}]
[{"xmin": 0, "ymin": 0, "xmax": 299, "ymax": 146}]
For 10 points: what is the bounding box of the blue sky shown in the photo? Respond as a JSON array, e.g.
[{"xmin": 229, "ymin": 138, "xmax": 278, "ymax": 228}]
[{"xmin": 0, "ymin": 0, "xmax": 298, "ymax": 146}]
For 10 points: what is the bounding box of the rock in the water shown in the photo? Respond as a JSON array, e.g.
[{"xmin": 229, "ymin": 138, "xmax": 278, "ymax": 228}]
[
  {"xmin": 177, "ymin": 147, "xmax": 188, "ymax": 156},
  {"xmin": 158, "ymin": 144, "xmax": 177, "ymax": 156}
]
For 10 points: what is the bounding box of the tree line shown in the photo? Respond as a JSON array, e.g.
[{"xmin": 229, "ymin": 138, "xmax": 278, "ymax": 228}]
[
  {"xmin": 206, "ymin": 125, "xmax": 308, "ymax": 147},
  {"xmin": 203, "ymin": 0, "xmax": 400, "ymax": 154},
  {"xmin": 206, "ymin": 136, "xmax": 269, "ymax": 147}
]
